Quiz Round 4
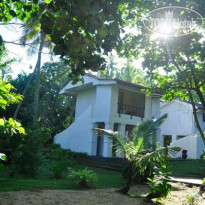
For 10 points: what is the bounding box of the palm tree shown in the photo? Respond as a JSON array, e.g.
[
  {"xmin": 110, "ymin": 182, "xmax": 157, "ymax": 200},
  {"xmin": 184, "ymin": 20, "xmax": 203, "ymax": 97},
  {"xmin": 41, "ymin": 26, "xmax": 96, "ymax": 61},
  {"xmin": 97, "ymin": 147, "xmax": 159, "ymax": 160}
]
[
  {"xmin": 14, "ymin": 12, "xmax": 52, "ymax": 124},
  {"xmin": 95, "ymin": 114, "xmax": 180, "ymax": 194},
  {"xmin": 0, "ymin": 53, "xmax": 15, "ymax": 81}
]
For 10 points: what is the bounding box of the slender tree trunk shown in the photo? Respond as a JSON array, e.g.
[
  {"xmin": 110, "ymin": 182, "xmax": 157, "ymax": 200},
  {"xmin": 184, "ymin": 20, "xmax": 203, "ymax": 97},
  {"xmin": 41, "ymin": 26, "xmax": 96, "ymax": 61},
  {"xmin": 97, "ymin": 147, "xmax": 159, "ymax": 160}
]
[
  {"xmin": 33, "ymin": 32, "xmax": 45, "ymax": 125},
  {"xmin": 190, "ymin": 65, "xmax": 205, "ymax": 109},
  {"xmin": 13, "ymin": 68, "xmax": 37, "ymax": 120},
  {"xmin": 166, "ymin": 40, "xmax": 205, "ymax": 144},
  {"xmin": 69, "ymin": 97, "xmax": 76, "ymax": 125},
  {"xmin": 187, "ymin": 87, "xmax": 205, "ymax": 144},
  {"xmin": 119, "ymin": 162, "xmax": 133, "ymax": 194}
]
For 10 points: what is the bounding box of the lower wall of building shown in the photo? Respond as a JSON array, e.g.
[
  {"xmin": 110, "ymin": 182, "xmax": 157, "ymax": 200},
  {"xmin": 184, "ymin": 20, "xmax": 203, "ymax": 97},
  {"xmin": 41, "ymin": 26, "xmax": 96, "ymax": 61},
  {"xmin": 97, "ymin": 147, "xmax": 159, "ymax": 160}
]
[
  {"xmin": 170, "ymin": 135, "xmax": 205, "ymax": 159},
  {"xmin": 54, "ymin": 106, "xmax": 94, "ymax": 155}
]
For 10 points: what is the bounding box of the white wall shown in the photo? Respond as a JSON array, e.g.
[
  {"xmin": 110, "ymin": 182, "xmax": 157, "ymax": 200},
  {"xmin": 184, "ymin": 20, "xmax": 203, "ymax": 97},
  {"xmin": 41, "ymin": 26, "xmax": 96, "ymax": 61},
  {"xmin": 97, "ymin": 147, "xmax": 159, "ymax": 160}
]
[
  {"xmin": 144, "ymin": 95, "xmax": 152, "ymax": 120},
  {"xmin": 75, "ymin": 87, "xmax": 96, "ymax": 119},
  {"xmin": 160, "ymin": 101, "xmax": 205, "ymax": 159},
  {"xmin": 170, "ymin": 135, "xmax": 197, "ymax": 159},
  {"xmin": 152, "ymin": 98, "xmax": 160, "ymax": 119},
  {"xmin": 93, "ymin": 85, "xmax": 113, "ymax": 123},
  {"xmin": 160, "ymin": 101, "xmax": 194, "ymax": 136},
  {"xmin": 54, "ymin": 106, "xmax": 94, "ymax": 155}
]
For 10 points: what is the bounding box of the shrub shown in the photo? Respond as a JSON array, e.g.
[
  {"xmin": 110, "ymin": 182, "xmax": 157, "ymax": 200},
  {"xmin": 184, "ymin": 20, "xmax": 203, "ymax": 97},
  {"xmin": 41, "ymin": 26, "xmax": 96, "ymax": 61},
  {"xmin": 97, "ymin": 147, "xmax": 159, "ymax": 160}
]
[
  {"xmin": 68, "ymin": 168, "xmax": 97, "ymax": 187},
  {"xmin": 43, "ymin": 144, "xmax": 88, "ymax": 161},
  {"xmin": 12, "ymin": 128, "xmax": 44, "ymax": 177},
  {"xmin": 50, "ymin": 160, "xmax": 68, "ymax": 179},
  {"xmin": 147, "ymin": 164, "xmax": 172, "ymax": 202}
]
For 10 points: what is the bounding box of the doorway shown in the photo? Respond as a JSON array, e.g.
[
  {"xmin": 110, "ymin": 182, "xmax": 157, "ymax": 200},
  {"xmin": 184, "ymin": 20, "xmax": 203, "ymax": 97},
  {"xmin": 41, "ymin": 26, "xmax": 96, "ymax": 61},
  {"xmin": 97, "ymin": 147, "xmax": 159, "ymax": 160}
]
[
  {"xmin": 96, "ymin": 123, "xmax": 105, "ymax": 156},
  {"xmin": 163, "ymin": 135, "xmax": 172, "ymax": 147}
]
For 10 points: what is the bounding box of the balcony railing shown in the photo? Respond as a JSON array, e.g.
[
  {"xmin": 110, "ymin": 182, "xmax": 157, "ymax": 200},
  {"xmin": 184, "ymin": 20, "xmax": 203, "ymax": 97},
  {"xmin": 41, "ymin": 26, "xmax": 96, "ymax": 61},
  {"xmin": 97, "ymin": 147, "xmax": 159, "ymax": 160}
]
[{"xmin": 118, "ymin": 103, "xmax": 145, "ymax": 118}]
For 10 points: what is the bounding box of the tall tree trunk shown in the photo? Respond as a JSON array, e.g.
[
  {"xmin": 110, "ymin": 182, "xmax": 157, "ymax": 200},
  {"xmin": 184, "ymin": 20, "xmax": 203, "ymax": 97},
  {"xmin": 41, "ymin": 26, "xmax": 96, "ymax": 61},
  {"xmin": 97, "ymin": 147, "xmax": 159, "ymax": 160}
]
[
  {"xmin": 69, "ymin": 97, "xmax": 76, "ymax": 125},
  {"xmin": 187, "ymin": 87, "xmax": 205, "ymax": 144},
  {"xmin": 166, "ymin": 40, "xmax": 205, "ymax": 144},
  {"xmin": 189, "ymin": 64, "xmax": 205, "ymax": 109},
  {"xmin": 33, "ymin": 32, "xmax": 45, "ymax": 125},
  {"xmin": 13, "ymin": 69, "xmax": 36, "ymax": 120},
  {"xmin": 119, "ymin": 162, "xmax": 133, "ymax": 194}
]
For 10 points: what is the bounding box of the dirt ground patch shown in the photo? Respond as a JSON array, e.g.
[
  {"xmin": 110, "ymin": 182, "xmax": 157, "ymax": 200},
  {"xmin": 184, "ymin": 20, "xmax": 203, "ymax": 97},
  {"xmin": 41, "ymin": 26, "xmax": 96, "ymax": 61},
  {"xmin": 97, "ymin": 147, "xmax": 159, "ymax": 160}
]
[{"xmin": 0, "ymin": 183, "xmax": 204, "ymax": 205}]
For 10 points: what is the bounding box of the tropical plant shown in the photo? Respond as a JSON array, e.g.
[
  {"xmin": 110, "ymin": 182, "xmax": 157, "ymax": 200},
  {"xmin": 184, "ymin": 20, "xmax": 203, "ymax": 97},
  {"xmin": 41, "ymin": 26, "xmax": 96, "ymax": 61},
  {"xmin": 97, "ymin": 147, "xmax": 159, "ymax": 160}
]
[
  {"xmin": 0, "ymin": 53, "xmax": 16, "ymax": 81},
  {"xmin": 0, "ymin": 77, "xmax": 25, "ymax": 170},
  {"xmin": 95, "ymin": 114, "xmax": 180, "ymax": 194},
  {"xmin": 50, "ymin": 160, "xmax": 68, "ymax": 179},
  {"xmin": 147, "ymin": 164, "xmax": 172, "ymax": 201},
  {"xmin": 69, "ymin": 168, "xmax": 97, "ymax": 187},
  {"xmin": 12, "ymin": 129, "xmax": 43, "ymax": 177}
]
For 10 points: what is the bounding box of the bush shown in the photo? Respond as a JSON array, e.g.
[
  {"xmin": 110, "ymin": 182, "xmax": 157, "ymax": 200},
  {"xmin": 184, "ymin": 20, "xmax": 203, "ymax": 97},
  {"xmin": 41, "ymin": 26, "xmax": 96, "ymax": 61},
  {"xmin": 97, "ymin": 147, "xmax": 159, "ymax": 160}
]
[
  {"xmin": 50, "ymin": 160, "xmax": 68, "ymax": 179},
  {"xmin": 68, "ymin": 168, "xmax": 97, "ymax": 187},
  {"xmin": 147, "ymin": 164, "xmax": 172, "ymax": 202},
  {"xmin": 12, "ymin": 128, "xmax": 44, "ymax": 177},
  {"xmin": 43, "ymin": 144, "xmax": 88, "ymax": 161}
]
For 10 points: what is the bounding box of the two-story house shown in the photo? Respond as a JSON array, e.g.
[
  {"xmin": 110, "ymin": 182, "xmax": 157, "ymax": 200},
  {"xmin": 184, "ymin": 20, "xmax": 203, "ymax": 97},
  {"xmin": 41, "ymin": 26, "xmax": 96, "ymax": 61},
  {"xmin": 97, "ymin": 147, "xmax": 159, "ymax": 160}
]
[
  {"xmin": 160, "ymin": 100, "xmax": 205, "ymax": 159},
  {"xmin": 54, "ymin": 73, "xmax": 161, "ymax": 158}
]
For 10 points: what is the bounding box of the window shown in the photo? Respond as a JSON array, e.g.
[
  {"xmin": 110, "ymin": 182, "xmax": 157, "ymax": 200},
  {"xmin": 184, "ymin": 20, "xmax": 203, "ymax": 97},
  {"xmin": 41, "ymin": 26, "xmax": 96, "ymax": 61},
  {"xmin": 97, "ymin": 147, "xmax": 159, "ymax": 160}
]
[{"xmin": 163, "ymin": 135, "xmax": 172, "ymax": 147}]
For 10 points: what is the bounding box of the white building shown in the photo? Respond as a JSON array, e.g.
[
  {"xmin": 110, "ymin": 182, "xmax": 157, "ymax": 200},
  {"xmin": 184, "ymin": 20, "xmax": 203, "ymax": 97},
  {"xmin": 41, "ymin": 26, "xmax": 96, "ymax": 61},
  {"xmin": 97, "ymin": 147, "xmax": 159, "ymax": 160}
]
[
  {"xmin": 54, "ymin": 73, "xmax": 161, "ymax": 158},
  {"xmin": 160, "ymin": 100, "xmax": 205, "ymax": 159}
]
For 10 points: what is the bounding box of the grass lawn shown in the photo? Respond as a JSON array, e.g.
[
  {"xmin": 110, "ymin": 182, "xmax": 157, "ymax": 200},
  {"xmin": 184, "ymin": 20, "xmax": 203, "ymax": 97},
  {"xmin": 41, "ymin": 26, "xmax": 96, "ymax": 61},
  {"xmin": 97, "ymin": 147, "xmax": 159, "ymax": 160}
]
[
  {"xmin": 168, "ymin": 160, "xmax": 205, "ymax": 178},
  {"xmin": 81, "ymin": 158, "xmax": 205, "ymax": 179},
  {"xmin": 0, "ymin": 165, "xmax": 125, "ymax": 192},
  {"xmin": 0, "ymin": 160, "xmax": 204, "ymax": 192}
]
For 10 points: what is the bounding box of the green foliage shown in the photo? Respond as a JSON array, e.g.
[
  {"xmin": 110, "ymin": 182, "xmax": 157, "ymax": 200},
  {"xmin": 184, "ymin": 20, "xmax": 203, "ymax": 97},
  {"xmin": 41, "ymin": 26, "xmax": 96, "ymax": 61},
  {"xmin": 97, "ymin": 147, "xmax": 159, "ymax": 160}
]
[
  {"xmin": 12, "ymin": 129, "xmax": 43, "ymax": 177},
  {"xmin": 0, "ymin": 1, "xmax": 39, "ymax": 23},
  {"xmin": 0, "ymin": 78, "xmax": 22, "ymax": 110},
  {"xmin": 8, "ymin": 62, "xmax": 75, "ymax": 133},
  {"xmin": 40, "ymin": 0, "xmax": 146, "ymax": 82},
  {"xmin": 0, "ymin": 76, "xmax": 25, "ymax": 170},
  {"xmin": 49, "ymin": 160, "xmax": 69, "ymax": 179},
  {"xmin": 42, "ymin": 144, "xmax": 88, "ymax": 179},
  {"xmin": 43, "ymin": 144, "xmax": 88, "ymax": 161},
  {"xmin": 187, "ymin": 195, "xmax": 195, "ymax": 204},
  {"xmin": 69, "ymin": 168, "xmax": 97, "ymax": 187},
  {"xmin": 147, "ymin": 164, "xmax": 172, "ymax": 201},
  {"xmin": 183, "ymin": 194, "xmax": 197, "ymax": 205},
  {"xmin": 0, "ymin": 118, "xmax": 25, "ymax": 136},
  {"xmin": 99, "ymin": 56, "xmax": 148, "ymax": 85},
  {"xmin": 0, "ymin": 153, "xmax": 6, "ymax": 161}
]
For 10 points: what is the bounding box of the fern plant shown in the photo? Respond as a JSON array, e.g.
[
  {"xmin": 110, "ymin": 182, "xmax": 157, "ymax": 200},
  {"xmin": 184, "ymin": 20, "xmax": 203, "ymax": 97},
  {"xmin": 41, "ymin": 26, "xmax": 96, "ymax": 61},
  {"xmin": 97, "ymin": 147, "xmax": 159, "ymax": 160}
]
[{"xmin": 68, "ymin": 168, "xmax": 97, "ymax": 187}]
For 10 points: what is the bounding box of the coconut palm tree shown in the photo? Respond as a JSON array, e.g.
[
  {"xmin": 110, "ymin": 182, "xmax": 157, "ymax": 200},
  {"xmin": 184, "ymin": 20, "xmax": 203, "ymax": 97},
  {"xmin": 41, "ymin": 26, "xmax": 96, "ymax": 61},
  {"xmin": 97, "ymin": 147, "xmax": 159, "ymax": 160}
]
[
  {"xmin": 14, "ymin": 12, "xmax": 52, "ymax": 124},
  {"xmin": 95, "ymin": 114, "xmax": 180, "ymax": 194}
]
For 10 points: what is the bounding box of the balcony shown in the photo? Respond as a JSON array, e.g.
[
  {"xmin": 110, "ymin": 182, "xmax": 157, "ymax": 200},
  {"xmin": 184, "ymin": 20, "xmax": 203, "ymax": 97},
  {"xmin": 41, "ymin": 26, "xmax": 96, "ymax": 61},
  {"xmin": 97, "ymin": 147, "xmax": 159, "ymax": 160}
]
[{"xmin": 118, "ymin": 103, "xmax": 145, "ymax": 118}]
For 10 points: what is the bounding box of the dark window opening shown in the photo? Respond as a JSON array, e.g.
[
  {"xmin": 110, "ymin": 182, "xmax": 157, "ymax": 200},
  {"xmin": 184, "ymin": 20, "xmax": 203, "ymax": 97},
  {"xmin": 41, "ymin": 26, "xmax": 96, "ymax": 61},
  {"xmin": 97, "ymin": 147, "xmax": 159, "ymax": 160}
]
[
  {"xmin": 118, "ymin": 89, "xmax": 145, "ymax": 118},
  {"xmin": 163, "ymin": 135, "xmax": 172, "ymax": 147}
]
